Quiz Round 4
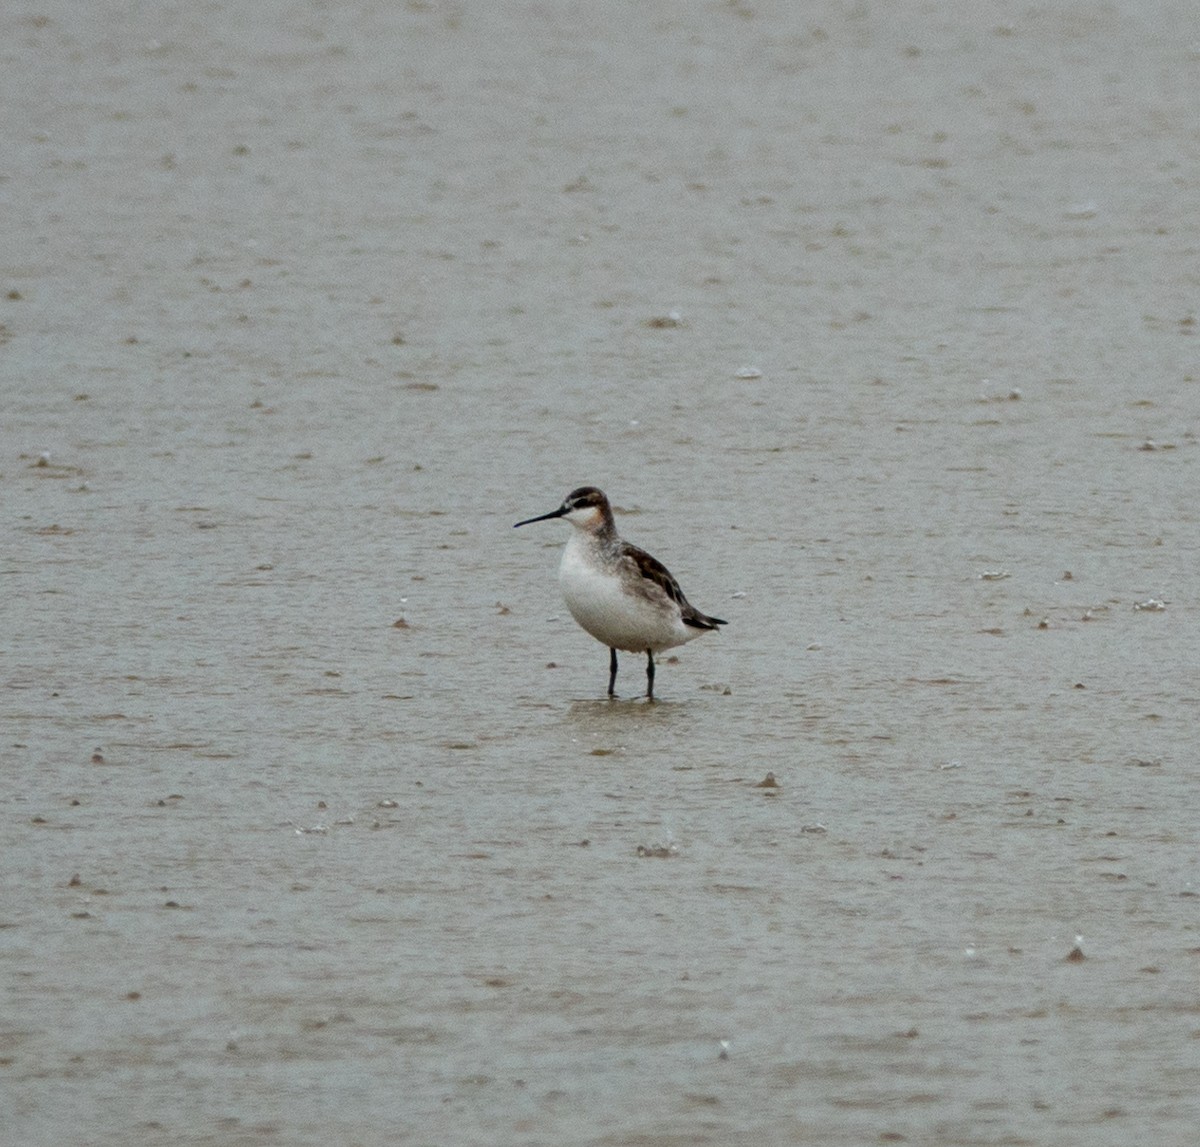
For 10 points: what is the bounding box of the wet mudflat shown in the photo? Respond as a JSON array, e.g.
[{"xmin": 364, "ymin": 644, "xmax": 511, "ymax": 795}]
[{"xmin": 4, "ymin": 2, "xmax": 1199, "ymax": 1144}]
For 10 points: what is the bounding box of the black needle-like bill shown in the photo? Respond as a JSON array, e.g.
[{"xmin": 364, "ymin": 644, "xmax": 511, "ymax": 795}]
[{"xmin": 513, "ymin": 505, "xmax": 567, "ymax": 528}]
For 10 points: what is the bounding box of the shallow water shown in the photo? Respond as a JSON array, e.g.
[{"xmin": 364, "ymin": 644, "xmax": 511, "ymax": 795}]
[{"xmin": 4, "ymin": 2, "xmax": 1200, "ymax": 1144}]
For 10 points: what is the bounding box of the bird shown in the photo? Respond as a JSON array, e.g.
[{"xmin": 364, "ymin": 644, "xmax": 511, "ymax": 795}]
[{"xmin": 514, "ymin": 486, "xmax": 726, "ymax": 699}]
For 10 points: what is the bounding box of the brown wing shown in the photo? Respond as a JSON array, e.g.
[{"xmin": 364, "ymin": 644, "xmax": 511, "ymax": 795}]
[{"xmin": 619, "ymin": 542, "xmax": 727, "ymax": 630}]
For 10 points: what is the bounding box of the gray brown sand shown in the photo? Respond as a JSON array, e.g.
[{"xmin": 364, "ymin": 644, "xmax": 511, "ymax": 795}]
[{"xmin": 4, "ymin": 2, "xmax": 1200, "ymax": 1144}]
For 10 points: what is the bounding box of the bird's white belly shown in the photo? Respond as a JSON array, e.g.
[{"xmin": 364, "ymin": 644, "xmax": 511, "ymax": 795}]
[{"xmin": 558, "ymin": 541, "xmax": 692, "ymax": 653}]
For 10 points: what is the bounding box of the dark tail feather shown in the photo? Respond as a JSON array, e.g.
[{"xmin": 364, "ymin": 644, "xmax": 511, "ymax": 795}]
[{"xmin": 684, "ymin": 610, "xmax": 727, "ymax": 631}]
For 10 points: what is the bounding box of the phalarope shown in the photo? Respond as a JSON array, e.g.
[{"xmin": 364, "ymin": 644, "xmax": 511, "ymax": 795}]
[{"xmin": 514, "ymin": 486, "xmax": 727, "ymax": 699}]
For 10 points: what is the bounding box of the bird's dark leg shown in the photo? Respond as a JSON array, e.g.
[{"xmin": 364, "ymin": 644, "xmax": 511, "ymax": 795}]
[
  {"xmin": 645, "ymin": 650, "xmax": 655, "ymax": 700},
  {"xmin": 608, "ymin": 648, "xmax": 618, "ymax": 698}
]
